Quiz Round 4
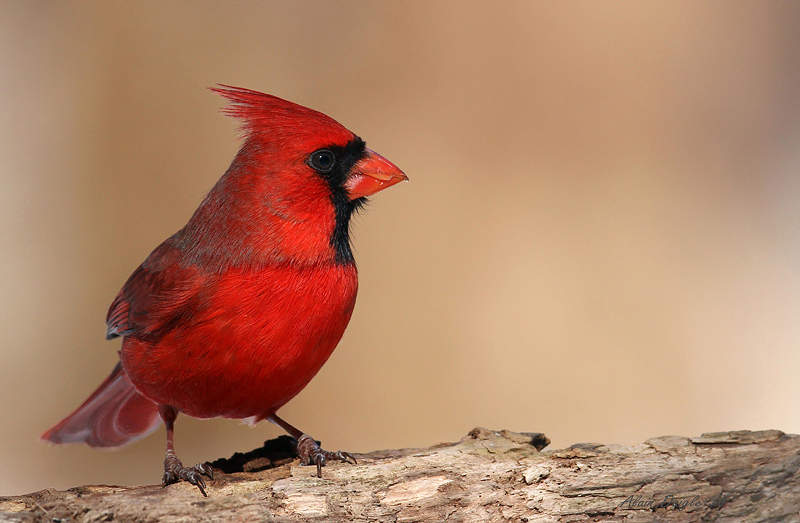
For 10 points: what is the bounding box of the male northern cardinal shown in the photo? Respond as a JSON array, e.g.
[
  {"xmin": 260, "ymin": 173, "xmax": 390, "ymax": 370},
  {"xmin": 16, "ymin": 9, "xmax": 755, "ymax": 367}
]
[{"xmin": 41, "ymin": 86, "xmax": 406, "ymax": 496}]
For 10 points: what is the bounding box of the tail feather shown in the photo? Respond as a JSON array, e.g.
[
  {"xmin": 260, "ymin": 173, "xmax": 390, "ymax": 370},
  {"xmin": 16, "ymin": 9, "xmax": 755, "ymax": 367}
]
[{"xmin": 41, "ymin": 363, "xmax": 162, "ymax": 448}]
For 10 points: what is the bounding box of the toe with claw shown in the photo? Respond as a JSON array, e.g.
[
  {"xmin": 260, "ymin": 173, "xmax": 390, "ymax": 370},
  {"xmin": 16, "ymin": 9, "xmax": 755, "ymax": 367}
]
[
  {"xmin": 296, "ymin": 433, "xmax": 356, "ymax": 477},
  {"xmin": 162, "ymin": 449, "xmax": 214, "ymax": 496}
]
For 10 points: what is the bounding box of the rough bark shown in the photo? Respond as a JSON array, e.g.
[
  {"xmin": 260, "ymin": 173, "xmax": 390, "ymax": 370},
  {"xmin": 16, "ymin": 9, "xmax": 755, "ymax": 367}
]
[{"xmin": 2, "ymin": 428, "xmax": 798, "ymax": 523}]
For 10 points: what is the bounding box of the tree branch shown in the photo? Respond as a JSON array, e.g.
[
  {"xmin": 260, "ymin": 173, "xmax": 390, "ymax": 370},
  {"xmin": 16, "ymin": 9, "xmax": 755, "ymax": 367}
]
[{"xmin": 2, "ymin": 428, "xmax": 798, "ymax": 522}]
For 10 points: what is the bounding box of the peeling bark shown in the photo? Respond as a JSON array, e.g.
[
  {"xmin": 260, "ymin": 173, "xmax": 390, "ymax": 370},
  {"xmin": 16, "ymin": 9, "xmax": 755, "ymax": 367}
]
[{"xmin": 2, "ymin": 428, "xmax": 798, "ymax": 522}]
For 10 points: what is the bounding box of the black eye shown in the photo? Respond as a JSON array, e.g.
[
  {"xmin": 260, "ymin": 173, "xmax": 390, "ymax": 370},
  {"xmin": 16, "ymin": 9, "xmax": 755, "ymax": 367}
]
[{"xmin": 308, "ymin": 149, "xmax": 336, "ymax": 173}]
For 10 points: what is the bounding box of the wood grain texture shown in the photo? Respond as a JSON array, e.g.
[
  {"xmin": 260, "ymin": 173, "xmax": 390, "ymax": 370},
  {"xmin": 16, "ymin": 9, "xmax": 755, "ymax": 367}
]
[{"xmin": 2, "ymin": 428, "xmax": 798, "ymax": 522}]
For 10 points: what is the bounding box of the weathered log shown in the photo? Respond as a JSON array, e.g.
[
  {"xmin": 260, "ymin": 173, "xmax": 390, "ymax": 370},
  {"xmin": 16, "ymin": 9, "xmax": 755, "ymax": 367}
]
[{"xmin": 2, "ymin": 428, "xmax": 798, "ymax": 522}]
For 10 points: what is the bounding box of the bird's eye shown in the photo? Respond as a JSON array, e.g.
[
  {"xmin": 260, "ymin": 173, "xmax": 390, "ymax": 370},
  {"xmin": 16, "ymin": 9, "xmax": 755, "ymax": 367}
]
[{"xmin": 308, "ymin": 149, "xmax": 336, "ymax": 173}]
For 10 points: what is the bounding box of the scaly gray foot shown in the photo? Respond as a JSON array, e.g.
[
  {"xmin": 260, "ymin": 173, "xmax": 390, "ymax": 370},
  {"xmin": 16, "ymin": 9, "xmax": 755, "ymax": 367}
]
[
  {"xmin": 162, "ymin": 449, "xmax": 214, "ymax": 496},
  {"xmin": 296, "ymin": 433, "xmax": 356, "ymax": 477}
]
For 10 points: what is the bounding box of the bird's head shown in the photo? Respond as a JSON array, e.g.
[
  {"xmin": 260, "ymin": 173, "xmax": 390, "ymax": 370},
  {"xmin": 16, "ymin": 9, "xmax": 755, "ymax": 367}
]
[
  {"xmin": 193, "ymin": 86, "xmax": 407, "ymax": 265},
  {"xmin": 211, "ymin": 85, "xmax": 406, "ymax": 203}
]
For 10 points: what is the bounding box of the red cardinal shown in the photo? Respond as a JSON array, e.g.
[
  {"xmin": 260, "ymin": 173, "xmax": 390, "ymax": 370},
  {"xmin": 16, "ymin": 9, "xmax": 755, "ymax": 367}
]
[{"xmin": 41, "ymin": 86, "xmax": 406, "ymax": 496}]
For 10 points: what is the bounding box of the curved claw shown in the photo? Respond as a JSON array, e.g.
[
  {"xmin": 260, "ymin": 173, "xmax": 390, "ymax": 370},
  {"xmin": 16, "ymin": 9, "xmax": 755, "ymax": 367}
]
[
  {"xmin": 194, "ymin": 462, "xmax": 214, "ymax": 480},
  {"xmin": 313, "ymin": 453, "xmax": 325, "ymax": 477},
  {"xmin": 321, "ymin": 450, "xmax": 357, "ymax": 465},
  {"xmin": 181, "ymin": 468, "xmax": 207, "ymax": 497}
]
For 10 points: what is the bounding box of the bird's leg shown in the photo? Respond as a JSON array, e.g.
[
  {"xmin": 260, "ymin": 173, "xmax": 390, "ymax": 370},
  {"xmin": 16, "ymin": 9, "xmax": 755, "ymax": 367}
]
[
  {"xmin": 268, "ymin": 413, "xmax": 356, "ymax": 477},
  {"xmin": 159, "ymin": 405, "xmax": 213, "ymax": 496}
]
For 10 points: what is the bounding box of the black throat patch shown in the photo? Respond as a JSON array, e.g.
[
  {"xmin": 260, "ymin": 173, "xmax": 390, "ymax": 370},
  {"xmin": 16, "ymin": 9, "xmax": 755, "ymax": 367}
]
[{"xmin": 317, "ymin": 137, "xmax": 368, "ymax": 265}]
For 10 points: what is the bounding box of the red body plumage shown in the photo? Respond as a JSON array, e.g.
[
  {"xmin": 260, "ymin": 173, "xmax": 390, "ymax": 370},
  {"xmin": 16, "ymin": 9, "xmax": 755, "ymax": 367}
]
[
  {"xmin": 119, "ymin": 261, "xmax": 357, "ymax": 421},
  {"xmin": 42, "ymin": 86, "xmax": 406, "ymax": 493}
]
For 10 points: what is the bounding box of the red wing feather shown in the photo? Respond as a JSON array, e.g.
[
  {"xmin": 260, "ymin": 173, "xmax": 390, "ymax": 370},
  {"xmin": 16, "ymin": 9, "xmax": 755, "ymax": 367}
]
[
  {"xmin": 106, "ymin": 292, "xmax": 133, "ymax": 339},
  {"xmin": 105, "ymin": 239, "xmax": 205, "ymax": 341},
  {"xmin": 44, "ymin": 241, "xmax": 207, "ymax": 447}
]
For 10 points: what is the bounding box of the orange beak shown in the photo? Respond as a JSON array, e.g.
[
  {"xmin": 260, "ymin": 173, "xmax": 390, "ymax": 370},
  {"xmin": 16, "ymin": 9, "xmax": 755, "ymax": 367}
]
[{"xmin": 344, "ymin": 149, "xmax": 407, "ymax": 200}]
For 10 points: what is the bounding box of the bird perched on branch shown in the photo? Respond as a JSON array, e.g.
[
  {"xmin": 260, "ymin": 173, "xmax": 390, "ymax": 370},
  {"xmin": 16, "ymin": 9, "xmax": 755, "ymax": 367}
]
[{"xmin": 41, "ymin": 86, "xmax": 407, "ymax": 496}]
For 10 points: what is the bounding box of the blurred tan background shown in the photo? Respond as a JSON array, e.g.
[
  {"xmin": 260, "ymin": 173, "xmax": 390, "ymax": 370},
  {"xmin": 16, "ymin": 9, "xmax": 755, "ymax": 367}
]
[{"xmin": 2, "ymin": 1, "xmax": 800, "ymax": 496}]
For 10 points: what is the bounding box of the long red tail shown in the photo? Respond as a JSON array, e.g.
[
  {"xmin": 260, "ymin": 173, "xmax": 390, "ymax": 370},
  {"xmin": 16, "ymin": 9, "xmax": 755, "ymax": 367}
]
[{"xmin": 41, "ymin": 363, "xmax": 162, "ymax": 448}]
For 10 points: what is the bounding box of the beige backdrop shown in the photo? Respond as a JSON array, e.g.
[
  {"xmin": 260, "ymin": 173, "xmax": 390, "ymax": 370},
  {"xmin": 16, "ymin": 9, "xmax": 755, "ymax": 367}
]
[{"xmin": 2, "ymin": 1, "xmax": 800, "ymax": 496}]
